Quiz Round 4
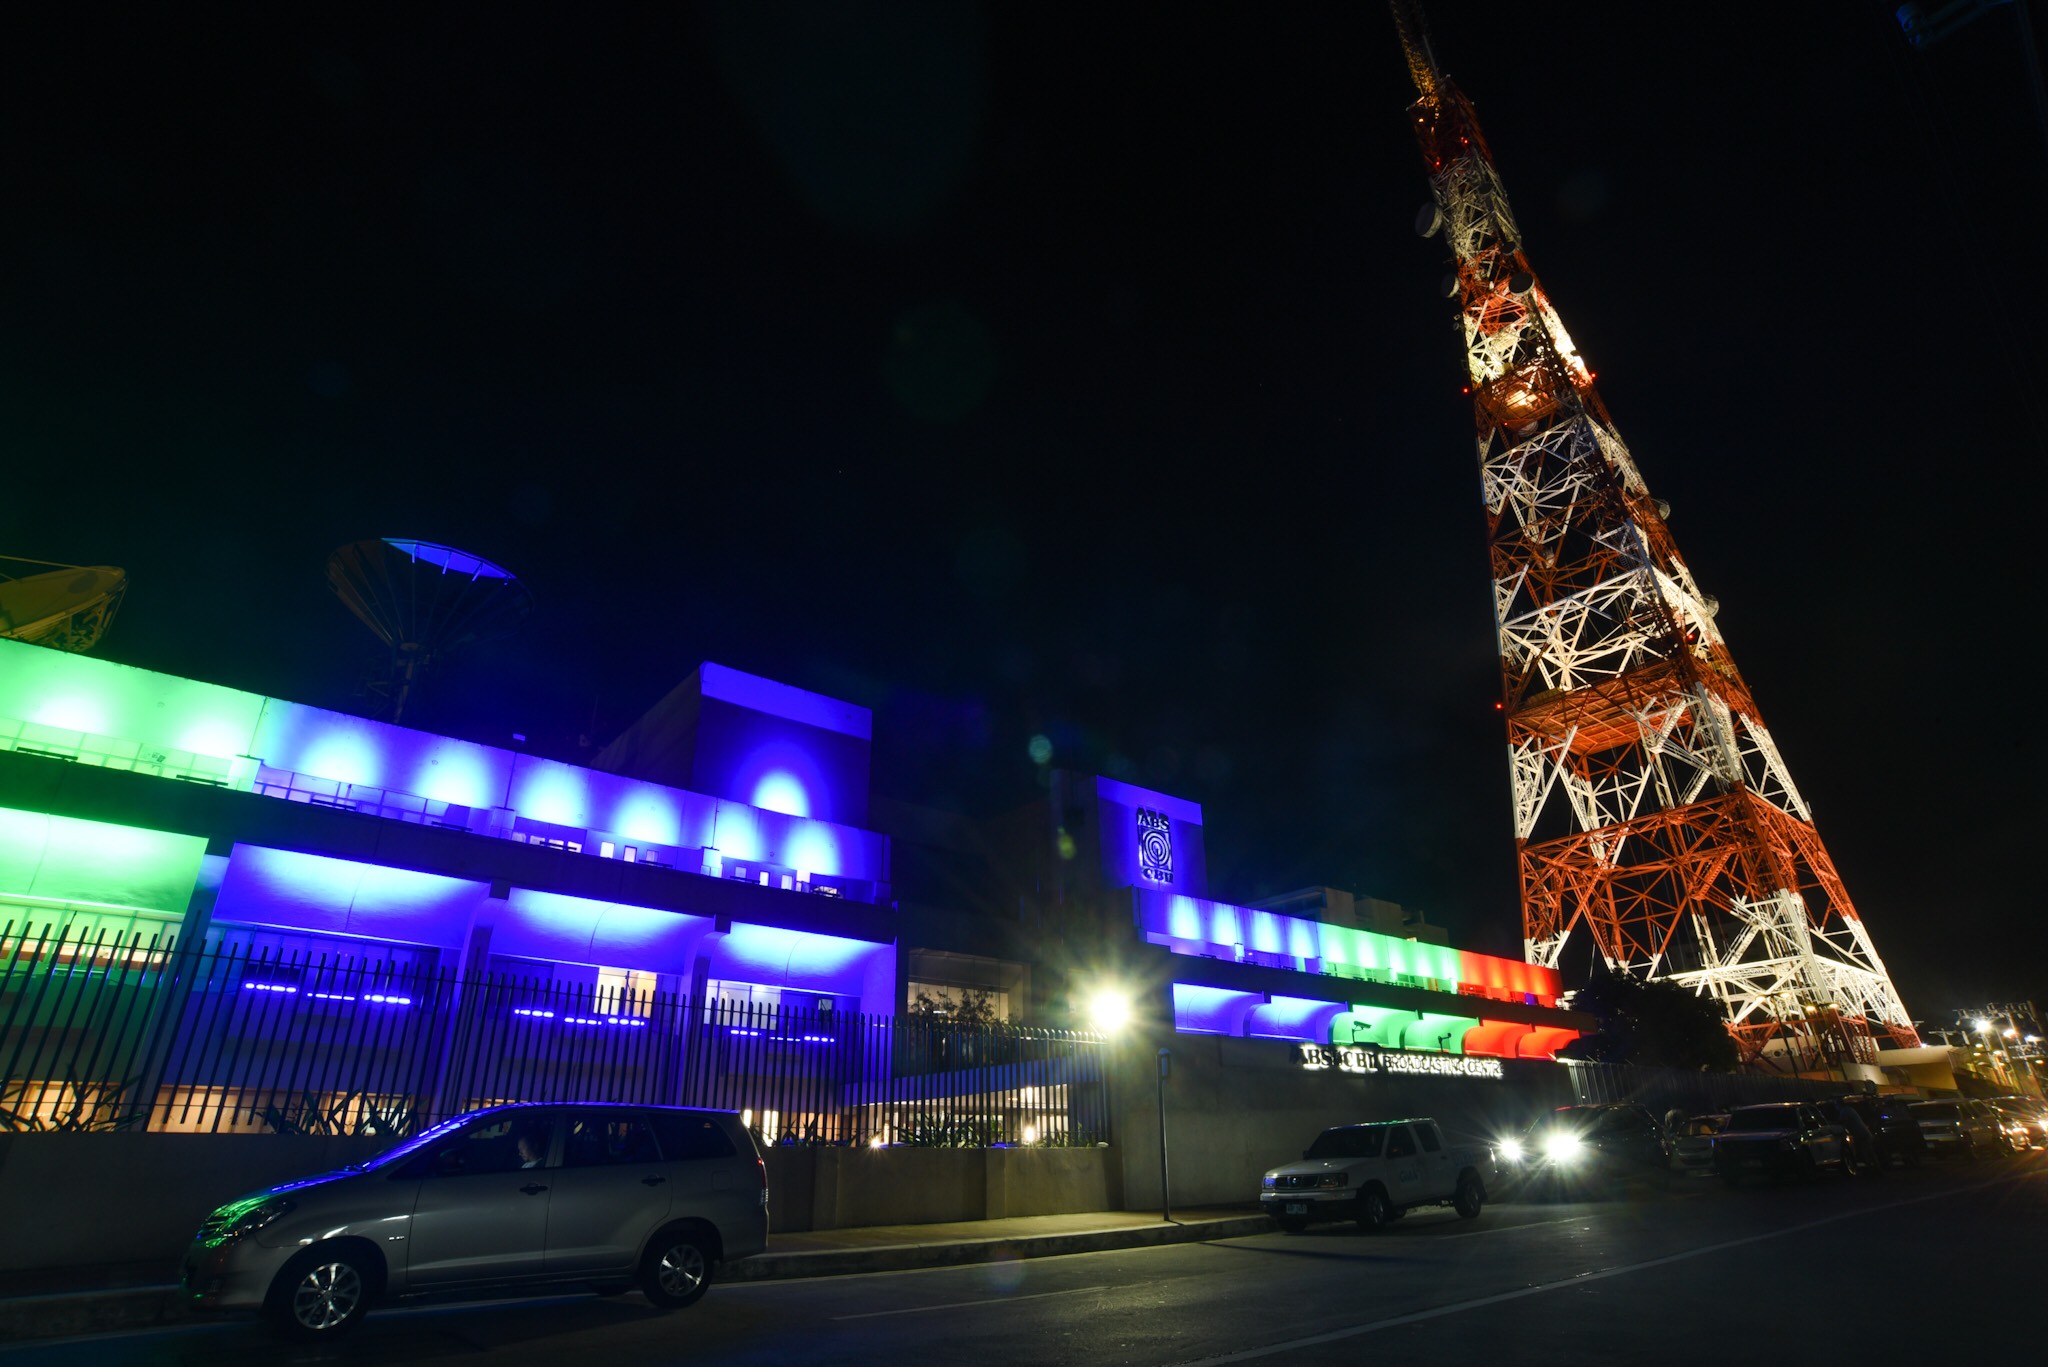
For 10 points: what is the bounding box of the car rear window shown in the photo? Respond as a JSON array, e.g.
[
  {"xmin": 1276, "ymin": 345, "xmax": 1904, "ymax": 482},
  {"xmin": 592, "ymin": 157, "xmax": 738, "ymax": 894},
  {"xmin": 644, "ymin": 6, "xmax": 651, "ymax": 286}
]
[{"xmin": 653, "ymin": 1112, "xmax": 740, "ymax": 1161}]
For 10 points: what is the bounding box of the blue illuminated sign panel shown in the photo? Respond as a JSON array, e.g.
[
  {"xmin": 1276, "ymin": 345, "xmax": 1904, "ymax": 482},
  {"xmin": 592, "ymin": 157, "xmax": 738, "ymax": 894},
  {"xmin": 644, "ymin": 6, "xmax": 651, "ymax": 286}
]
[{"xmin": 1136, "ymin": 807, "xmax": 1173, "ymax": 884}]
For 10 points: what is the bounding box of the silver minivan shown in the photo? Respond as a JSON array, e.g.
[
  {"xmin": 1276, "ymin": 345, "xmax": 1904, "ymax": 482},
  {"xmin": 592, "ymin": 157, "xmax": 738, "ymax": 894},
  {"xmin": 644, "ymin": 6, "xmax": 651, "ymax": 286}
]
[{"xmin": 182, "ymin": 1103, "xmax": 768, "ymax": 1338}]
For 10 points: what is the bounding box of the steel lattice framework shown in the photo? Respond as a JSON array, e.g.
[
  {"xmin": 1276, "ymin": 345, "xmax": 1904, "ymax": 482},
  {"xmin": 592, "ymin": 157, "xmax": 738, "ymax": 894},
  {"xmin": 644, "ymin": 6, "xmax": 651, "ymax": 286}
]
[{"xmin": 1389, "ymin": 4, "xmax": 1916, "ymax": 1065}]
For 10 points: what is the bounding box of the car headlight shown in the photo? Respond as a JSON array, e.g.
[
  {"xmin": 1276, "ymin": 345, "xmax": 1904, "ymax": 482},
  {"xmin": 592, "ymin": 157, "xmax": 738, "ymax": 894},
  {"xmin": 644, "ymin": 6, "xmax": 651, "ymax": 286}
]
[
  {"xmin": 203, "ymin": 1196, "xmax": 296, "ymax": 1247},
  {"xmin": 1541, "ymin": 1132, "xmax": 1584, "ymax": 1164},
  {"xmin": 1314, "ymin": 1173, "xmax": 1349, "ymax": 1189},
  {"xmin": 1262, "ymin": 1175, "xmax": 1278, "ymax": 1189}
]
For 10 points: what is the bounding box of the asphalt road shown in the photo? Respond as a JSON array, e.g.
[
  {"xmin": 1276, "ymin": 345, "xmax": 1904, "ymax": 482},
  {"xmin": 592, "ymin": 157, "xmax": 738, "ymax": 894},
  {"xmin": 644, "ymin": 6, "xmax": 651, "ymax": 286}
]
[{"xmin": 9, "ymin": 1155, "xmax": 2039, "ymax": 1366}]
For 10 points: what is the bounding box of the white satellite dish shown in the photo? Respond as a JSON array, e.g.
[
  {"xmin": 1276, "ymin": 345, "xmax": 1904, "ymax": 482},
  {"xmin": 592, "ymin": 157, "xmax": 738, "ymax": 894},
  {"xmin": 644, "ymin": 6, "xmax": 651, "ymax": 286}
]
[{"xmin": 0, "ymin": 557, "xmax": 127, "ymax": 653}]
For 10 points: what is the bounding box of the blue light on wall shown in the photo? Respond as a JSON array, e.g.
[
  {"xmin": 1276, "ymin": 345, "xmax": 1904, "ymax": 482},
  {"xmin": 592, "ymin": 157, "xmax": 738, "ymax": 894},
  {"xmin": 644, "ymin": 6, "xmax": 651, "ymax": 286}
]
[
  {"xmin": 214, "ymin": 846, "xmax": 487, "ymax": 949},
  {"xmin": 1243, "ymin": 996, "xmax": 1346, "ymax": 1043},
  {"xmin": 703, "ymin": 923, "xmax": 890, "ymax": 1001},
  {"xmin": 1171, "ymin": 984, "xmax": 1263, "ymax": 1035},
  {"xmin": 495, "ymin": 888, "xmax": 714, "ymax": 973}
]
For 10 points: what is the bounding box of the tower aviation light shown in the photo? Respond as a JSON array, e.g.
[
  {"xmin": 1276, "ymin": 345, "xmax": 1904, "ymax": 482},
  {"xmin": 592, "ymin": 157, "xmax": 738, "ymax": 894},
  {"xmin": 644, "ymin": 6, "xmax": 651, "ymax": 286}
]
[{"xmin": 326, "ymin": 539, "xmax": 534, "ymax": 724}]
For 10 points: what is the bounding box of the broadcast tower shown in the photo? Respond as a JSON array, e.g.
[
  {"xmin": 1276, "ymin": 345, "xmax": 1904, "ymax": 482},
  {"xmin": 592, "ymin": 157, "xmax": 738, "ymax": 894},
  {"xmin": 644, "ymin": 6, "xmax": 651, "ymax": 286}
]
[{"xmin": 1389, "ymin": 4, "xmax": 1916, "ymax": 1069}]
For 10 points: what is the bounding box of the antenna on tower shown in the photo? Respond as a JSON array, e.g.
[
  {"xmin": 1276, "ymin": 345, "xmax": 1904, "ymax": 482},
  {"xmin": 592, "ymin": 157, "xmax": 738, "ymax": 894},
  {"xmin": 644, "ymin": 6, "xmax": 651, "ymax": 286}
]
[
  {"xmin": 0, "ymin": 555, "xmax": 127, "ymax": 653},
  {"xmin": 325, "ymin": 538, "xmax": 534, "ymax": 725}
]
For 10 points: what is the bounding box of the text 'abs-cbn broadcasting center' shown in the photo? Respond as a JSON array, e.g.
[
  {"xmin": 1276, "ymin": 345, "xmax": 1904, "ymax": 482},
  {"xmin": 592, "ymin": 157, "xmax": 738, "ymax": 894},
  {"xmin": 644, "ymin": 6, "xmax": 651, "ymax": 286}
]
[{"xmin": 0, "ymin": 632, "xmax": 1583, "ymax": 1141}]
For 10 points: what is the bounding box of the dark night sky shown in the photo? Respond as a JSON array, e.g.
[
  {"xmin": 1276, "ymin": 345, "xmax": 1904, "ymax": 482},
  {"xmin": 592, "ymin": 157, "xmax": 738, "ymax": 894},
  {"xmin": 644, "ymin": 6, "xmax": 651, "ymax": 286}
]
[{"xmin": 4, "ymin": 4, "xmax": 2043, "ymax": 1017}]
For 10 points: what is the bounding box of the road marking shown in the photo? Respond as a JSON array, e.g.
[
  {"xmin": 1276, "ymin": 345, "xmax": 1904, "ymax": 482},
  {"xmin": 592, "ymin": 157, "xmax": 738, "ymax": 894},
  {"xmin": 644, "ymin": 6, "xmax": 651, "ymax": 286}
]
[
  {"xmin": 832, "ymin": 1283, "xmax": 1112, "ymax": 1320},
  {"xmin": 1170, "ymin": 1174, "xmax": 2039, "ymax": 1364}
]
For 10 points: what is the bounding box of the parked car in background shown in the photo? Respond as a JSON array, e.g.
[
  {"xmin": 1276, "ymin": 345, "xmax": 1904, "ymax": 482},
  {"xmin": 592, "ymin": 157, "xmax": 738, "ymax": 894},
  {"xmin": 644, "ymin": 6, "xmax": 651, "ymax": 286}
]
[
  {"xmin": 1850, "ymin": 1094, "xmax": 1929, "ymax": 1168},
  {"xmin": 1988, "ymin": 1097, "xmax": 2047, "ymax": 1150},
  {"xmin": 183, "ymin": 1103, "xmax": 768, "ymax": 1339},
  {"xmin": 1497, "ymin": 1104, "xmax": 1671, "ymax": 1195},
  {"xmin": 1261, "ymin": 1118, "xmax": 1495, "ymax": 1231},
  {"xmin": 1667, "ymin": 1113, "xmax": 1726, "ymax": 1176},
  {"xmin": 1909, "ymin": 1099, "xmax": 2006, "ymax": 1161},
  {"xmin": 1711, "ymin": 1103, "xmax": 1851, "ymax": 1184}
]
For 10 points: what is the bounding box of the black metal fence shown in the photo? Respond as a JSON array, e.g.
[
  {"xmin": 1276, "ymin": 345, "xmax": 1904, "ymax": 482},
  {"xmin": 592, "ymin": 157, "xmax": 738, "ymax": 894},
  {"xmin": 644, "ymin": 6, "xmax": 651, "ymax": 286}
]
[
  {"xmin": 1565, "ymin": 1059, "xmax": 1850, "ymax": 1117},
  {"xmin": 0, "ymin": 924, "xmax": 1109, "ymax": 1147}
]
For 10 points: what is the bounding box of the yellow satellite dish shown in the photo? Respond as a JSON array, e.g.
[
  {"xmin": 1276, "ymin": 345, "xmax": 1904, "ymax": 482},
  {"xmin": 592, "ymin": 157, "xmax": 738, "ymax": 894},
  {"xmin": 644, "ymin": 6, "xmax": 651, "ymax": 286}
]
[{"xmin": 0, "ymin": 557, "xmax": 128, "ymax": 653}]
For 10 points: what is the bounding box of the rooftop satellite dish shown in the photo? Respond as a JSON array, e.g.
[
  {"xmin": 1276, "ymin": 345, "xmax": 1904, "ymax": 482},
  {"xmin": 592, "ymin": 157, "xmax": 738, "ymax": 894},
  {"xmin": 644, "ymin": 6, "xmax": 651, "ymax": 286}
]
[
  {"xmin": 0, "ymin": 556, "xmax": 127, "ymax": 653},
  {"xmin": 325, "ymin": 538, "xmax": 534, "ymax": 724}
]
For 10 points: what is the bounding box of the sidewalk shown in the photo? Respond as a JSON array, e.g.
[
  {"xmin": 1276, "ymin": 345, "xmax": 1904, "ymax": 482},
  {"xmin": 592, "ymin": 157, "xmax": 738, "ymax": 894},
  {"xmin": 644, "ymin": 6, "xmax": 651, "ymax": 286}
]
[{"xmin": 0, "ymin": 1207, "xmax": 1273, "ymax": 1344}]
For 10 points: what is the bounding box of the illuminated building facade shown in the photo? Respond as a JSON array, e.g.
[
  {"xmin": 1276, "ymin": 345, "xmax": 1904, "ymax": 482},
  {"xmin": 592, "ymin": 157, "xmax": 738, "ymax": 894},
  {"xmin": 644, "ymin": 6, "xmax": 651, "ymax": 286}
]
[
  {"xmin": 1009, "ymin": 771, "xmax": 1587, "ymax": 1059},
  {"xmin": 0, "ymin": 634, "xmax": 1579, "ymax": 1141}
]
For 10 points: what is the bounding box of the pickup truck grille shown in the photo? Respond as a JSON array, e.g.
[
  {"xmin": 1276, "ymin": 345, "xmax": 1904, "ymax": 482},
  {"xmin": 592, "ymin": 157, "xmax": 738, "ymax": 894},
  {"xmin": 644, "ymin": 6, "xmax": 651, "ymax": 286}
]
[{"xmin": 1270, "ymin": 1174, "xmax": 1325, "ymax": 1190}]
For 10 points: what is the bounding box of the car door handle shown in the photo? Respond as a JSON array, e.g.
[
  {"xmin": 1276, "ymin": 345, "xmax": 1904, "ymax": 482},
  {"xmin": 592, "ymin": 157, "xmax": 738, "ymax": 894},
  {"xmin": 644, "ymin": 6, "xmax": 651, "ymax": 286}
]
[
  {"xmin": 520, "ymin": 1183, "xmax": 548, "ymax": 1195},
  {"xmin": 641, "ymin": 1175, "xmax": 667, "ymax": 1187}
]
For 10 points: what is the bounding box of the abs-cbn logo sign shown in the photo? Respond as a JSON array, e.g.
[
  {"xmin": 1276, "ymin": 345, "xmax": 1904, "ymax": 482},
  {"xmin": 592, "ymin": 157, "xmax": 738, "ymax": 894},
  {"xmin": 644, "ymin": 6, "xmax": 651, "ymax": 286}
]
[
  {"xmin": 1297, "ymin": 1043, "xmax": 1504, "ymax": 1080},
  {"xmin": 1135, "ymin": 807, "xmax": 1173, "ymax": 884}
]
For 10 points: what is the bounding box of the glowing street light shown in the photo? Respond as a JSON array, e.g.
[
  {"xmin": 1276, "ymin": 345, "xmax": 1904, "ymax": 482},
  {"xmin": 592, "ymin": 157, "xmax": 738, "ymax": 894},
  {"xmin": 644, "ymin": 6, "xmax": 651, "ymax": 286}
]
[{"xmin": 1085, "ymin": 987, "xmax": 1133, "ymax": 1035}]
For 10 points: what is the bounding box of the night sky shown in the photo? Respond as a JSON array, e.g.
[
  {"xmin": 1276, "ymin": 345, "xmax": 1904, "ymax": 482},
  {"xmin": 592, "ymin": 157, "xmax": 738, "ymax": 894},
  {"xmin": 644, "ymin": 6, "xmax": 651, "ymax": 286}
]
[{"xmin": 5, "ymin": 4, "xmax": 2043, "ymax": 1017}]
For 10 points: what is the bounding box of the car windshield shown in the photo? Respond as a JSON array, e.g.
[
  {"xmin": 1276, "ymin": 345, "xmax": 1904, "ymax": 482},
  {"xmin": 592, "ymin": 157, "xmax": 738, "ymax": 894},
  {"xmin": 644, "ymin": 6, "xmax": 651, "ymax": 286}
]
[
  {"xmin": 1913, "ymin": 1103, "xmax": 1959, "ymax": 1121},
  {"xmin": 349, "ymin": 1110, "xmax": 500, "ymax": 1171},
  {"xmin": 1726, "ymin": 1107, "xmax": 1799, "ymax": 1131},
  {"xmin": 1306, "ymin": 1127, "xmax": 1387, "ymax": 1159}
]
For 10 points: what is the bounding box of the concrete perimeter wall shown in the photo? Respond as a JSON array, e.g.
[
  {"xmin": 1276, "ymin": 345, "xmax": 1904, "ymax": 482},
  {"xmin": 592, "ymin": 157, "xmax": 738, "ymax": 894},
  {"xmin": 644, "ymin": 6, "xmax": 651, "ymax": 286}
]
[
  {"xmin": 1112, "ymin": 1033, "xmax": 1579, "ymax": 1211},
  {"xmin": 0, "ymin": 1132, "xmax": 393, "ymax": 1273},
  {"xmin": 0, "ymin": 1133, "xmax": 1124, "ymax": 1271}
]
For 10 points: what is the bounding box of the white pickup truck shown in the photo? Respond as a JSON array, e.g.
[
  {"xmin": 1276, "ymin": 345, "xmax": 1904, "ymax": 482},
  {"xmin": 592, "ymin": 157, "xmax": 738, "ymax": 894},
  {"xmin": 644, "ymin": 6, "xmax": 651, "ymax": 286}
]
[{"xmin": 1259, "ymin": 1118, "xmax": 1494, "ymax": 1231}]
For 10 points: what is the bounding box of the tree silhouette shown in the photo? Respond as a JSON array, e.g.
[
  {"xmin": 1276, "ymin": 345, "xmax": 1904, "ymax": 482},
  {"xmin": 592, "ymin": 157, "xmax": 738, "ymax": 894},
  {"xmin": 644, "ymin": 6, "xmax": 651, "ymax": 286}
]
[{"xmin": 1557, "ymin": 972, "xmax": 1739, "ymax": 1072}]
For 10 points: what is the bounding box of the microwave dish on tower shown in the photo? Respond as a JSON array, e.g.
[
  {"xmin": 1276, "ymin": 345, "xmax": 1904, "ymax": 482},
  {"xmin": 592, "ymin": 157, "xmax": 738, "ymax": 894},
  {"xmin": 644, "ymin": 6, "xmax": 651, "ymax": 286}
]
[
  {"xmin": 325, "ymin": 538, "xmax": 534, "ymax": 724},
  {"xmin": 0, "ymin": 556, "xmax": 127, "ymax": 653}
]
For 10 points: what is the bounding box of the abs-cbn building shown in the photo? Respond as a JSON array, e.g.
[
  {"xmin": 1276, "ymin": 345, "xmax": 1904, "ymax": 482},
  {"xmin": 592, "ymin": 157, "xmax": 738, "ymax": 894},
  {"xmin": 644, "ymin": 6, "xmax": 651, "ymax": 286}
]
[{"xmin": 0, "ymin": 633, "xmax": 1582, "ymax": 1150}]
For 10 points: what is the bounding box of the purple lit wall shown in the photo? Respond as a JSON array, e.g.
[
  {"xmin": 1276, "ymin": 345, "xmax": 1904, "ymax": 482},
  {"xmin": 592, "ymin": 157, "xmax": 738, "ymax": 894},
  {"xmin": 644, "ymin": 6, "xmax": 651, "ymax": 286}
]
[
  {"xmin": 1091, "ymin": 777, "xmax": 1206, "ymax": 896},
  {"xmin": 700, "ymin": 922, "xmax": 896, "ymax": 1009},
  {"xmin": 1169, "ymin": 985, "xmax": 1343, "ymax": 1042},
  {"xmin": 213, "ymin": 846, "xmax": 489, "ymax": 950},
  {"xmin": 252, "ymin": 701, "xmax": 510, "ymax": 808},
  {"xmin": 491, "ymin": 889, "xmax": 716, "ymax": 976},
  {"xmin": 691, "ymin": 664, "xmax": 872, "ymax": 828}
]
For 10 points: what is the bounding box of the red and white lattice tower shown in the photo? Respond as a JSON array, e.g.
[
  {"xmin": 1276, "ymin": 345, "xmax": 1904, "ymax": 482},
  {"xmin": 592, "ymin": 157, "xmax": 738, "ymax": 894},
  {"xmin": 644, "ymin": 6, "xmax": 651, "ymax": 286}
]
[{"xmin": 1389, "ymin": 4, "xmax": 1915, "ymax": 1068}]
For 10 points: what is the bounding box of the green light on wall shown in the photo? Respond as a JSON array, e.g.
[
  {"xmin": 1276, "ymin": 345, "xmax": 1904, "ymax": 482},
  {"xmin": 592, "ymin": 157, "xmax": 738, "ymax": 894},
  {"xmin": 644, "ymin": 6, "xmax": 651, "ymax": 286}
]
[
  {"xmin": 0, "ymin": 638, "xmax": 264, "ymax": 759},
  {"xmin": 0, "ymin": 806, "xmax": 206, "ymax": 917}
]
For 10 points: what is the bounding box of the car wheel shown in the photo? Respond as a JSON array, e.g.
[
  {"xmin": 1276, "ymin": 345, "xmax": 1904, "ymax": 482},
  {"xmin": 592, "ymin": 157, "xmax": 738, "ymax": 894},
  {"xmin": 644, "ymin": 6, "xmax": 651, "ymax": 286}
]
[
  {"xmin": 1276, "ymin": 1218, "xmax": 1308, "ymax": 1234},
  {"xmin": 1355, "ymin": 1186, "xmax": 1391, "ymax": 1232},
  {"xmin": 1454, "ymin": 1175, "xmax": 1484, "ymax": 1220},
  {"xmin": 266, "ymin": 1245, "xmax": 375, "ymax": 1340},
  {"xmin": 1962, "ymin": 1136, "xmax": 1980, "ymax": 1164},
  {"xmin": 641, "ymin": 1227, "xmax": 714, "ymax": 1309}
]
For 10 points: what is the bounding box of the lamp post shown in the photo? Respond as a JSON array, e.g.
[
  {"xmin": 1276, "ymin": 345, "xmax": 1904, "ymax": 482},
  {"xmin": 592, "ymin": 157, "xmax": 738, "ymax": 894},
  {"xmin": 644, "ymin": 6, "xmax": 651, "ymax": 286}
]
[{"xmin": 1157, "ymin": 1047, "xmax": 1172, "ymax": 1222}]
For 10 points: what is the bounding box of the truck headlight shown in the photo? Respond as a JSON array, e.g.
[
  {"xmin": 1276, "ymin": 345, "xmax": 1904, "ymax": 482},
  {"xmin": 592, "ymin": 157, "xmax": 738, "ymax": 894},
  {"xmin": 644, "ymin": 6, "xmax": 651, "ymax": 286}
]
[
  {"xmin": 1498, "ymin": 1138, "xmax": 1525, "ymax": 1163},
  {"xmin": 1541, "ymin": 1132, "xmax": 1584, "ymax": 1164},
  {"xmin": 1262, "ymin": 1175, "xmax": 1278, "ymax": 1189},
  {"xmin": 1314, "ymin": 1173, "xmax": 1349, "ymax": 1189}
]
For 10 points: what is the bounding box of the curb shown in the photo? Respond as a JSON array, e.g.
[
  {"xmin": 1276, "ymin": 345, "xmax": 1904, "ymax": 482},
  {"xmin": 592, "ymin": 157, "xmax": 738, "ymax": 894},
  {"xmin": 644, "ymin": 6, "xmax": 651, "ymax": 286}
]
[{"xmin": 0, "ymin": 1215, "xmax": 1276, "ymax": 1344}]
